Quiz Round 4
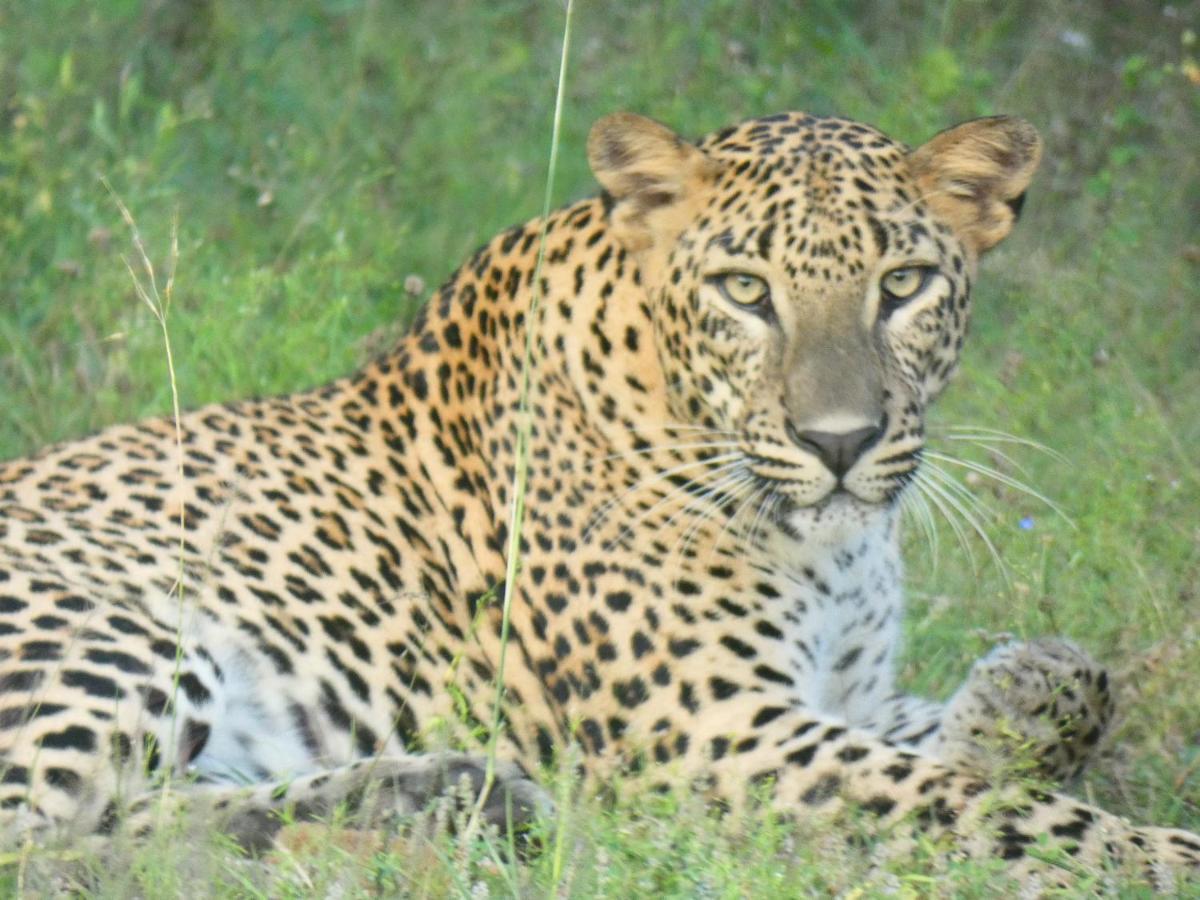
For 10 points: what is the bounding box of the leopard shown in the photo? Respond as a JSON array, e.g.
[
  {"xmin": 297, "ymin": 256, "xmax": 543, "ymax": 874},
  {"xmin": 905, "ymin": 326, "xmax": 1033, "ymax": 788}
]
[{"xmin": 1, "ymin": 108, "xmax": 1197, "ymax": 889}]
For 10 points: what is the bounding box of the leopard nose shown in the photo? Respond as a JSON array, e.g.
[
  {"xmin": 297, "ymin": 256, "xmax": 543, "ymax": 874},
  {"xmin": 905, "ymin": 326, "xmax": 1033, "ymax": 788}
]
[{"xmin": 786, "ymin": 419, "xmax": 885, "ymax": 478}]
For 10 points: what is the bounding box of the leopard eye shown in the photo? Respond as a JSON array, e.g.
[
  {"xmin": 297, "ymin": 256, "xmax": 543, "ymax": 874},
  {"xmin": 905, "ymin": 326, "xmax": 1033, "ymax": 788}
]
[
  {"xmin": 881, "ymin": 267, "xmax": 927, "ymax": 299},
  {"xmin": 712, "ymin": 272, "xmax": 771, "ymax": 312},
  {"xmin": 879, "ymin": 266, "xmax": 934, "ymax": 317}
]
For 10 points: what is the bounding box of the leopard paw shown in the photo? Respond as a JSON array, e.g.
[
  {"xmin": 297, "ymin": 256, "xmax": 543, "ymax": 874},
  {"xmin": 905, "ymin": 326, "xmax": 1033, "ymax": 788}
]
[{"xmin": 936, "ymin": 638, "xmax": 1113, "ymax": 782}]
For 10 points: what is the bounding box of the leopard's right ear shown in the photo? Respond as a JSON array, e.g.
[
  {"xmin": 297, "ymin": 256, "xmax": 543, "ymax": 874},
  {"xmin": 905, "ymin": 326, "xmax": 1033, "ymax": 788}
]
[{"xmin": 588, "ymin": 113, "xmax": 717, "ymax": 253}]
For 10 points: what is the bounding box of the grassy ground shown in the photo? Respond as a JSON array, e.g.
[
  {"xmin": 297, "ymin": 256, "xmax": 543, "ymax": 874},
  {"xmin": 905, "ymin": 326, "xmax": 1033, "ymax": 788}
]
[{"xmin": 2, "ymin": 0, "xmax": 1198, "ymax": 895}]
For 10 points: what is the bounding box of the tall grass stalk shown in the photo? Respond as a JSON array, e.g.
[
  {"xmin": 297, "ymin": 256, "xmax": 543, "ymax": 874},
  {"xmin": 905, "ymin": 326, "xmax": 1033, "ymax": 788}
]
[
  {"xmin": 104, "ymin": 182, "xmax": 187, "ymax": 820},
  {"xmin": 464, "ymin": 0, "xmax": 576, "ymax": 844}
]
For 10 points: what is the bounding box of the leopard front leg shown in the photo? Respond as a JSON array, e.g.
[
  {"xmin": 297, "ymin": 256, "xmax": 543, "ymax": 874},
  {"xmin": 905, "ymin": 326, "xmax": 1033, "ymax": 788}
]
[
  {"xmin": 691, "ymin": 703, "xmax": 1198, "ymax": 890},
  {"xmin": 122, "ymin": 752, "xmax": 551, "ymax": 852}
]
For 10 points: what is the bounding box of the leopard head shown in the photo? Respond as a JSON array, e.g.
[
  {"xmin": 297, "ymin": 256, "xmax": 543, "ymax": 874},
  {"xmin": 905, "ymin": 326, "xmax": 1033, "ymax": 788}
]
[{"xmin": 588, "ymin": 111, "xmax": 1040, "ymax": 526}]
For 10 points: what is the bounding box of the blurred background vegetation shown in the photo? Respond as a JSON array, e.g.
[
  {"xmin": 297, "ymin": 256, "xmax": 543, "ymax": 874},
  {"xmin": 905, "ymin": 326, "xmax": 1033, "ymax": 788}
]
[{"xmin": 1, "ymin": 0, "xmax": 1198, "ymax": 894}]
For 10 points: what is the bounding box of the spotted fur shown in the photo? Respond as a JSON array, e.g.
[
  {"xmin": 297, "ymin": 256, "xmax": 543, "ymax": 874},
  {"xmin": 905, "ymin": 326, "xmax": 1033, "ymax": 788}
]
[{"xmin": 1, "ymin": 110, "xmax": 1196, "ymax": 887}]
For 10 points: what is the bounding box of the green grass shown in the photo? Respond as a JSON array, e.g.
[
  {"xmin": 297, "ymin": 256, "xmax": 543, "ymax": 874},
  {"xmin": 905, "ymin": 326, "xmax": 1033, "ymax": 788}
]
[{"xmin": 2, "ymin": 0, "xmax": 1199, "ymax": 895}]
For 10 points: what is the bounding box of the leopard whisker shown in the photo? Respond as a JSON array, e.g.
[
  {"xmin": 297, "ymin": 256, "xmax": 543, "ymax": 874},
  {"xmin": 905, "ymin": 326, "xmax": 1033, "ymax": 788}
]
[
  {"xmin": 931, "ymin": 423, "xmax": 1068, "ymax": 464},
  {"xmin": 922, "ymin": 463, "xmax": 1009, "ymax": 578},
  {"xmin": 912, "ymin": 469, "xmax": 978, "ymax": 574},
  {"xmin": 899, "ymin": 486, "xmax": 940, "ymax": 573},
  {"xmin": 923, "ymin": 458, "xmax": 1001, "ymax": 525},
  {"xmin": 937, "ymin": 436, "xmax": 1031, "ymax": 477},
  {"xmin": 583, "ymin": 451, "xmax": 743, "ymax": 542},
  {"xmin": 744, "ymin": 482, "xmax": 779, "ymax": 552},
  {"xmin": 709, "ymin": 475, "xmax": 766, "ymax": 555},
  {"xmin": 600, "ymin": 459, "xmax": 747, "ymax": 551},
  {"xmin": 600, "ymin": 439, "xmax": 741, "ymax": 463},
  {"xmin": 910, "ymin": 485, "xmax": 941, "ymax": 573},
  {"xmin": 916, "ymin": 465, "xmax": 1010, "ymax": 583},
  {"xmin": 663, "ymin": 467, "xmax": 756, "ymax": 563},
  {"xmin": 704, "ymin": 476, "xmax": 765, "ymax": 565},
  {"xmin": 896, "ymin": 489, "xmax": 918, "ymax": 557},
  {"xmin": 628, "ymin": 423, "xmax": 740, "ymax": 438},
  {"xmin": 653, "ymin": 474, "xmax": 740, "ymax": 566},
  {"xmin": 634, "ymin": 463, "xmax": 749, "ymax": 539},
  {"xmin": 704, "ymin": 480, "xmax": 763, "ymax": 565},
  {"xmin": 924, "ymin": 449, "xmax": 1074, "ymax": 528}
]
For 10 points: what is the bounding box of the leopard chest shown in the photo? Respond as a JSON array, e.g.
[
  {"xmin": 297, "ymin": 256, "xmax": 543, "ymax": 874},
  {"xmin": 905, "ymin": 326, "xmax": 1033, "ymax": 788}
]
[{"xmin": 768, "ymin": 506, "xmax": 904, "ymax": 725}]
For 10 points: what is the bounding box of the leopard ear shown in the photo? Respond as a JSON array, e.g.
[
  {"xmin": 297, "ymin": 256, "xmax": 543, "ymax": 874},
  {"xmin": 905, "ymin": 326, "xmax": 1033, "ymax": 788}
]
[
  {"xmin": 588, "ymin": 112, "xmax": 716, "ymax": 252},
  {"xmin": 908, "ymin": 116, "xmax": 1042, "ymax": 254}
]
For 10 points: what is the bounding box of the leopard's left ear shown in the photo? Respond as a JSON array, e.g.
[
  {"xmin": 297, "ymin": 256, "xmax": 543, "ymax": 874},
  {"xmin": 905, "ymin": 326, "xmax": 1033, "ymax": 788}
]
[
  {"xmin": 909, "ymin": 116, "xmax": 1042, "ymax": 254},
  {"xmin": 588, "ymin": 112, "xmax": 717, "ymax": 253}
]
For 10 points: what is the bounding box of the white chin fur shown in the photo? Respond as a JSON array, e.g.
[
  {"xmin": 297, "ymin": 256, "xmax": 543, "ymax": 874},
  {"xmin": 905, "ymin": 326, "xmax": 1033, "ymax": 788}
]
[{"xmin": 785, "ymin": 493, "xmax": 891, "ymax": 546}]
